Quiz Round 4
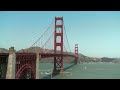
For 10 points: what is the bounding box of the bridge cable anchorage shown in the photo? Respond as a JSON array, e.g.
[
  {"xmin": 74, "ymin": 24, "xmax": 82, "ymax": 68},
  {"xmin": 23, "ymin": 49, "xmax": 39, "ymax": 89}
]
[
  {"xmin": 28, "ymin": 18, "xmax": 54, "ymax": 52},
  {"xmin": 63, "ymin": 20, "xmax": 71, "ymax": 54},
  {"xmin": 39, "ymin": 31, "xmax": 54, "ymax": 53}
]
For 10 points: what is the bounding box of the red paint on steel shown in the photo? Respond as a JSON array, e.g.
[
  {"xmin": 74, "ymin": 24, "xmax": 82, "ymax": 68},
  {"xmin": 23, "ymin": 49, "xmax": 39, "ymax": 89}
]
[
  {"xmin": 16, "ymin": 54, "xmax": 36, "ymax": 79},
  {"xmin": 53, "ymin": 17, "xmax": 64, "ymax": 73},
  {"xmin": 75, "ymin": 44, "xmax": 78, "ymax": 58}
]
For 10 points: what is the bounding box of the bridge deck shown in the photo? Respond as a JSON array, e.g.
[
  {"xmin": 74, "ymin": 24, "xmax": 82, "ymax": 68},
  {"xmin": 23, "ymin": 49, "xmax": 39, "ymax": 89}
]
[
  {"xmin": 0, "ymin": 53, "xmax": 76, "ymax": 59},
  {"xmin": 0, "ymin": 53, "xmax": 9, "ymax": 56}
]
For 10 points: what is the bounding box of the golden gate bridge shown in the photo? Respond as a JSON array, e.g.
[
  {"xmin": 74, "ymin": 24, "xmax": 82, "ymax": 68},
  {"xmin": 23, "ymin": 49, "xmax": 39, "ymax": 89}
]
[{"xmin": 0, "ymin": 17, "xmax": 79, "ymax": 79}]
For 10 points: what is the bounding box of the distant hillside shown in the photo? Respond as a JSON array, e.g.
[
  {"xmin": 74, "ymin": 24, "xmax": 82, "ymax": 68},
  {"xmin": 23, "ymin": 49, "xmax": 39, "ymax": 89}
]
[
  {"xmin": 17, "ymin": 47, "xmax": 120, "ymax": 63},
  {"xmin": 100, "ymin": 57, "xmax": 120, "ymax": 63},
  {"xmin": 101, "ymin": 57, "xmax": 115, "ymax": 62},
  {"xmin": 17, "ymin": 47, "xmax": 105, "ymax": 63},
  {"xmin": 17, "ymin": 46, "xmax": 50, "ymax": 53},
  {"xmin": 0, "ymin": 48, "xmax": 9, "ymax": 53},
  {"xmin": 1, "ymin": 47, "xmax": 120, "ymax": 63}
]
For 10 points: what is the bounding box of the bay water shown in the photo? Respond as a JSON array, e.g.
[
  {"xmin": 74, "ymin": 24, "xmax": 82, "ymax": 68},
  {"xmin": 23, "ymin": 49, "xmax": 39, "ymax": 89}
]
[{"xmin": 39, "ymin": 62, "xmax": 120, "ymax": 79}]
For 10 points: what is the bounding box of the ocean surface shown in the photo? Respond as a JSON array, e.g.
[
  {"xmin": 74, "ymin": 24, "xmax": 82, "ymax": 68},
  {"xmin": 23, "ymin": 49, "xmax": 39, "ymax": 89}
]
[{"xmin": 39, "ymin": 62, "xmax": 120, "ymax": 79}]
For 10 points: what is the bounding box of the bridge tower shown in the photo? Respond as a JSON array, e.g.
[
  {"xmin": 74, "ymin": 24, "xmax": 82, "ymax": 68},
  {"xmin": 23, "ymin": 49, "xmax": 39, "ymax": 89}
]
[
  {"xmin": 75, "ymin": 44, "xmax": 78, "ymax": 57},
  {"xmin": 75, "ymin": 44, "xmax": 78, "ymax": 64},
  {"xmin": 53, "ymin": 17, "xmax": 64, "ymax": 73}
]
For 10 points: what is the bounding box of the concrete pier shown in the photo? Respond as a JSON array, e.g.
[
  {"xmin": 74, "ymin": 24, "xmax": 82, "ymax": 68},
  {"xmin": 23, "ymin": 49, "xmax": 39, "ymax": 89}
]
[
  {"xmin": 6, "ymin": 47, "xmax": 16, "ymax": 79},
  {"xmin": 36, "ymin": 53, "xmax": 41, "ymax": 79}
]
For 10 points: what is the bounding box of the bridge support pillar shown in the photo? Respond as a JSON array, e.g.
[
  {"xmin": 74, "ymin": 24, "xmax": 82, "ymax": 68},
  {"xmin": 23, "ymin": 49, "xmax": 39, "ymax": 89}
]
[
  {"xmin": 6, "ymin": 47, "xmax": 16, "ymax": 79},
  {"xmin": 75, "ymin": 44, "xmax": 79, "ymax": 64},
  {"xmin": 53, "ymin": 17, "xmax": 64, "ymax": 74},
  {"xmin": 53, "ymin": 66, "xmax": 64, "ymax": 74},
  {"xmin": 36, "ymin": 53, "xmax": 40, "ymax": 79}
]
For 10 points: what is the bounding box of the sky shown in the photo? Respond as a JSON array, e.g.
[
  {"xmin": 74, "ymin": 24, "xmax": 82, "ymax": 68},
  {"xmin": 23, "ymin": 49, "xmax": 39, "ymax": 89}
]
[{"xmin": 1, "ymin": 11, "xmax": 120, "ymax": 58}]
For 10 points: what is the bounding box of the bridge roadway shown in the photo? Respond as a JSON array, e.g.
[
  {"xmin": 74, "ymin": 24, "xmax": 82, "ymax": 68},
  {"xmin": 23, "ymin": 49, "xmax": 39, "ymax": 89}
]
[
  {"xmin": 0, "ymin": 52, "xmax": 76, "ymax": 60},
  {"xmin": 0, "ymin": 52, "xmax": 78, "ymax": 79}
]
